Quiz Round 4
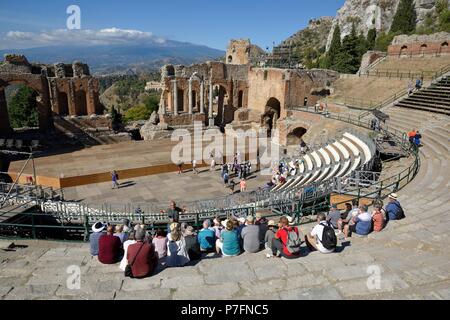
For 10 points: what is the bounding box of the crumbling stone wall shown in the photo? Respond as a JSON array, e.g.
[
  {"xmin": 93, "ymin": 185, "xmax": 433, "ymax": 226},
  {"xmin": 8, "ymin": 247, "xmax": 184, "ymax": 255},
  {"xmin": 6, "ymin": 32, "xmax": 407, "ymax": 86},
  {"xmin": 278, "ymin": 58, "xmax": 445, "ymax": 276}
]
[
  {"xmin": 0, "ymin": 54, "xmax": 102, "ymax": 134},
  {"xmin": 388, "ymin": 32, "xmax": 450, "ymax": 56}
]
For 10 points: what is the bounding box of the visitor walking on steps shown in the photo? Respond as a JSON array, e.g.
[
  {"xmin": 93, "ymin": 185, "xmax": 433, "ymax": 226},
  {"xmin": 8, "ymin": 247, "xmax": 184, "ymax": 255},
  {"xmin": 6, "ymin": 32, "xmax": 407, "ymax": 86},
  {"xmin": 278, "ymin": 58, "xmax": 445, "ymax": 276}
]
[
  {"xmin": 176, "ymin": 160, "xmax": 183, "ymax": 174},
  {"xmin": 111, "ymin": 170, "xmax": 119, "ymax": 189},
  {"xmin": 414, "ymin": 131, "xmax": 422, "ymax": 147}
]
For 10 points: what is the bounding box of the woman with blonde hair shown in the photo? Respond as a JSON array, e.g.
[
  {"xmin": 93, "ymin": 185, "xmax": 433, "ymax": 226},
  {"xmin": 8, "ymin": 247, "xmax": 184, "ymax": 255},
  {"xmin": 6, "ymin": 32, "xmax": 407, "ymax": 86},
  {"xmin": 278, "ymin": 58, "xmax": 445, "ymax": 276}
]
[{"xmin": 166, "ymin": 223, "xmax": 190, "ymax": 267}]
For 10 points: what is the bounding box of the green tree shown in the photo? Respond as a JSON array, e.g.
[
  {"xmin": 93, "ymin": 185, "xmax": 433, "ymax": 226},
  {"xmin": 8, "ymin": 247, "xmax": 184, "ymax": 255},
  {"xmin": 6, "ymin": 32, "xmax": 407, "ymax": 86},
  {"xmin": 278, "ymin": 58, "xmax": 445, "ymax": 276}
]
[
  {"xmin": 325, "ymin": 24, "xmax": 342, "ymax": 69},
  {"xmin": 366, "ymin": 28, "xmax": 377, "ymax": 50},
  {"xmin": 8, "ymin": 85, "xmax": 39, "ymax": 128},
  {"xmin": 143, "ymin": 94, "xmax": 160, "ymax": 114},
  {"xmin": 124, "ymin": 104, "xmax": 152, "ymax": 122},
  {"xmin": 334, "ymin": 24, "xmax": 361, "ymax": 74},
  {"xmin": 374, "ymin": 32, "xmax": 396, "ymax": 52},
  {"xmin": 390, "ymin": 0, "xmax": 417, "ymax": 34},
  {"xmin": 437, "ymin": 1, "xmax": 450, "ymax": 32}
]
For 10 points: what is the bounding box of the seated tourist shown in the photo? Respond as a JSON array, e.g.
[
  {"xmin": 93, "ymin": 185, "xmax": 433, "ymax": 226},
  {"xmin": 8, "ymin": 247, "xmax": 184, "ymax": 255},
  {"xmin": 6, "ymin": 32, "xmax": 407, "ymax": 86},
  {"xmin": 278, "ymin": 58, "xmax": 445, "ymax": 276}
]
[
  {"xmin": 255, "ymin": 212, "xmax": 268, "ymax": 245},
  {"xmin": 343, "ymin": 205, "xmax": 373, "ymax": 238},
  {"xmin": 337, "ymin": 203, "xmax": 352, "ymax": 231},
  {"xmin": 152, "ymin": 229, "xmax": 168, "ymax": 259},
  {"xmin": 372, "ymin": 204, "xmax": 385, "ymax": 232},
  {"xmin": 114, "ymin": 224, "xmax": 128, "ymax": 243},
  {"xmin": 384, "ymin": 193, "xmax": 405, "ymax": 222},
  {"xmin": 166, "ymin": 223, "xmax": 190, "ymax": 267},
  {"xmin": 272, "ymin": 216, "xmax": 301, "ymax": 259},
  {"xmin": 126, "ymin": 228, "xmax": 159, "ymax": 278},
  {"xmin": 90, "ymin": 222, "xmax": 106, "ymax": 256},
  {"xmin": 184, "ymin": 226, "xmax": 202, "ymax": 261},
  {"xmin": 305, "ymin": 213, "xmax": 336, "ymax": 254},
  {"xmin": 98, "ymin": 225, "xmax": 123, "ymax": 264},
  {"xmin": 212, "ymin": 218, "xmax": 223, "ymax": 239},
  {"xmin": 119, "ymin": 231, "xmax": 137, "ymax": 271},
  {"xmin": 241, "ymin": 216, "xmax": 261, "ymax": 253},
  {"xmin": 414, "ymin": 131, "xmax": 422, "ymax": 147},
  {"xmin": 198, "ymin": 219, "xmax": 216, "ymax": 252},
  {"xmin": 216, "ymin": 220, "xmax": 241, "ymax": 257},
  {"xmin": 326, "ymin": 204, "xmax": 341, "ymax": 229},
  {"xmin": 264, "ymin": 220, "xmax": 277, "ymax": 257}
]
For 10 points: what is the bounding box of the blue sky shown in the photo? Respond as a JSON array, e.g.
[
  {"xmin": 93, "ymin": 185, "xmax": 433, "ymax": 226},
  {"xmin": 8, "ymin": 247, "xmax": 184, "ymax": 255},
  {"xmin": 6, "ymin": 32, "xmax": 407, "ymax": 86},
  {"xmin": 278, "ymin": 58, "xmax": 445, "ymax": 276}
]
[{"xmin": 0, "ymin": 0, "xmax": 345, "ymax": 50}]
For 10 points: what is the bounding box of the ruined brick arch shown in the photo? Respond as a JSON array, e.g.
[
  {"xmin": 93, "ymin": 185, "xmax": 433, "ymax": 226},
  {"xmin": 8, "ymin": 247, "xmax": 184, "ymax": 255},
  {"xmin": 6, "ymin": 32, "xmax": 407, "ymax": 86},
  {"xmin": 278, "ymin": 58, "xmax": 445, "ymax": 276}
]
[
  {"xmin": 400, "ymin": 45, "xmax": 408, "ymax": 56},
  {"xmin": 0, "ymin": 74, "xmax": 52, "ymax": 134},
  {"xmin": 442, "ymin": 42, "xmax": 449, "ymax": 48},
  {"xmin": 286, "ymin": 127, "xmax": 308, "ymax": 146},
  {"xmin": 261, "ymin": 97, "xmax": 281, "ymax": 137}
]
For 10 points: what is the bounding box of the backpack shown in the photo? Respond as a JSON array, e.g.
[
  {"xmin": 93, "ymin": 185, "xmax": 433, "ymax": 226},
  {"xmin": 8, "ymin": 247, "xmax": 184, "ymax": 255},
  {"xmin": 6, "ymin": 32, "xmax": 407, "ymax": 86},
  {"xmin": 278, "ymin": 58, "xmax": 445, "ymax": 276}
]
[
  {"xmin": 320, "ymin": 222, "xmax": 337, "ymax": 250},
  {"xmin": 285, "ymin": 228, "xmax": 301, "ymax": 254},
  {"xmin": 395, "ymin": 203, "xmax": 405, "ymax": 220}
]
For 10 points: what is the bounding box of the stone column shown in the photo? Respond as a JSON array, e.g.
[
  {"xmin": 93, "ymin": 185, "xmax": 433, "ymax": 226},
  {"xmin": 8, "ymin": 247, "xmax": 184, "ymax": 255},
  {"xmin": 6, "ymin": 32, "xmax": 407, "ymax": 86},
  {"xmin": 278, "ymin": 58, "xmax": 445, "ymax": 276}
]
[
  {"xmin": 173, "ymin": 80, "xmax": 178, "ymax": 116},
  {"xmin": 208, "ymin": 81, "xmax": 214, "ymax": 126},
  {"xmin": 188, "ymin": 79, "xmax": 193, "ymax": 115},
  {"xmin": 200, "ymin": 81, "xmax": 205, "ymax": 114}
]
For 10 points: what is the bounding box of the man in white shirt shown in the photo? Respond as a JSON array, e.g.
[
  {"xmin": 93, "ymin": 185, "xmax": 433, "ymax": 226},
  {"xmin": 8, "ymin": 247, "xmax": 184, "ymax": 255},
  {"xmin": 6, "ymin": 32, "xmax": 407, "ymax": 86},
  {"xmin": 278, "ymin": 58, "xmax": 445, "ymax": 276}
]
[{"xmin": 305, "ymin": 213, "xmax": 335, "ymax": 254}]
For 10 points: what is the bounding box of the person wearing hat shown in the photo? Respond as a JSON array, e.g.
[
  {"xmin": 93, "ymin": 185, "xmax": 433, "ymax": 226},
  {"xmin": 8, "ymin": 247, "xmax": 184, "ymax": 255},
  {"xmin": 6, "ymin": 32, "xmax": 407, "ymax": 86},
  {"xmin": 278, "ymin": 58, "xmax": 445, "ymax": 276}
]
[
  {"xmin": 241, "ymin": 215, "xmax": 261, "ymax": 253},
  {"xmin": 212, "ymin": 218, "xmax": 223, "ymax": 239},
  {"xmin": 90, "ymin": 221, "xmax": 106, "ymax": 256},
  {"xmin": 216, "ymin": 219, "xmax": 241, "ymax": 257},
  {"xmin": 264, "ymin": 220, "xmax": 278, "ymax": 257},
  {"xmin": 184, "ymin": 225, "xmax": 202, "ymax": 261},
  {"xmin": 384, "ymin": 193, "xmax": 405, "ymax": 222}
]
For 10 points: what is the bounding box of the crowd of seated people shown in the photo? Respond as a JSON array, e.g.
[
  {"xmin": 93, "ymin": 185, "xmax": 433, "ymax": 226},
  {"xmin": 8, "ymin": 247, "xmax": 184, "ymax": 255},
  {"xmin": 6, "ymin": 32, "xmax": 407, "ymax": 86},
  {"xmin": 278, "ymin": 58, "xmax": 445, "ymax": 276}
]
[{"xmin": 89, "ymin": 193, "xmax": 404, "ymax": 279}]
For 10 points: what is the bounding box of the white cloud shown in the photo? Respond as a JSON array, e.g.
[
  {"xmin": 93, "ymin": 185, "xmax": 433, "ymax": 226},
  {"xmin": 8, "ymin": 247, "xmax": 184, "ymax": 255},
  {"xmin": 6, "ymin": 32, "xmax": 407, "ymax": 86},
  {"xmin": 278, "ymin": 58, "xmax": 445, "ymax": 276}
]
[{"xmin": 1, "ymin": 27, "xmax": 166, "ymax": 49}]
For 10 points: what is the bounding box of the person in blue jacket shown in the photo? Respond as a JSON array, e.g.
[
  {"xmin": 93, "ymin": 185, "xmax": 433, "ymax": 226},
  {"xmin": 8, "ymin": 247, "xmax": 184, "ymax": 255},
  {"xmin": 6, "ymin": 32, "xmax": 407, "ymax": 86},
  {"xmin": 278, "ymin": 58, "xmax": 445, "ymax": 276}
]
[
  {"xmin": 384, "ymin": 193, "xmax": 405, "ymax": 221},
  {"xmin": 197, "ymin": 219, "xmax": 216, "ymax": 252}
]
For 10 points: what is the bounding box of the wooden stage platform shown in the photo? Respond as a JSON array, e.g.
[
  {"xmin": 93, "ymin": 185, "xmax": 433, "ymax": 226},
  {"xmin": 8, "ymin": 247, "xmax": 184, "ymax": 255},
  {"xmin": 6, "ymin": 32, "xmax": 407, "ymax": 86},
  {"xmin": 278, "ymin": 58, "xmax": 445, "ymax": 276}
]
[{"xmin": 8, "ymin": 138, "xmax": 262, "ymax": 189}]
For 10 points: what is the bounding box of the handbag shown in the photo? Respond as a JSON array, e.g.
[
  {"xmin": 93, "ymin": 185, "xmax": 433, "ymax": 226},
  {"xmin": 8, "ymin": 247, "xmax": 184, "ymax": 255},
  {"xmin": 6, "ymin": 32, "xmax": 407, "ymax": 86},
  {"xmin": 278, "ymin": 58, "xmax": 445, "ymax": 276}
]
[{"xmin": 124, "ymin": 242, "xmax": 144, "ymax": 278}]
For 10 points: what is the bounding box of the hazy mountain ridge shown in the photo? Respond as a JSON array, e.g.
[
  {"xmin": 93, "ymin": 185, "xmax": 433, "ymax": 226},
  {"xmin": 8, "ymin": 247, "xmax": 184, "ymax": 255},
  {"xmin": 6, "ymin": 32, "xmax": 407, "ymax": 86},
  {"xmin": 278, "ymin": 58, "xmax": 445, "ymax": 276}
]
[{"xmin": 0, "ymin": 40, "xmax": 225, "ymax": 74}]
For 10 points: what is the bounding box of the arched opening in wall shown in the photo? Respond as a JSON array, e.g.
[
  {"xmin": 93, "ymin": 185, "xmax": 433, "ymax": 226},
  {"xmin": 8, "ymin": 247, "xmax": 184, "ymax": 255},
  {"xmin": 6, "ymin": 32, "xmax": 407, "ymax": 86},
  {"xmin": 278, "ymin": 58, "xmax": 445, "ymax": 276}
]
[
  {"xmin": 192, "ymin": 90, "xmax": 197, "ymax": 112},
  {"xmin": 57, "ymin": 91, "xmax": 69, "ymax": 116},
  {"xmin": 177, "ymin": 89, "xmax": 184, "ymax": 113},
  {"xmin": 261, "ymin": 97, "xmax": 281, "ymax": 137},
  {"xmin": 0, "ymin": 84, "xmax": 41, "ymax": 135},
  {"xmin": 420, "ymin": 44, "xmax": 427, "ymax": 55},
  {"xmin": 74, "ymin": 90, "xmax": 87, "ymax": 116},
  {"xmin": 166, "ymin": 65, "xmax": 175, "ymax": 76},
  {"xmin": 441, "ymin": 42, "xmax": 449, "ymax": 53},
  {"xmin": 228, "ymin": 55, "xmax": 233, "ymax": 63},
  {"xmin": 287, "ymin": 127, "xmax": 308, "ymax": 146},
  {"xmin": 215, "ymin": 85, "xmax": 229, "ymax": 126},
  {"xmin": 400, "ymin": 45, "xmax": 408, "ymax": 57},
  {"xmin": 238, "ymin": 90, "xmax": 244, "ymax": 108}
]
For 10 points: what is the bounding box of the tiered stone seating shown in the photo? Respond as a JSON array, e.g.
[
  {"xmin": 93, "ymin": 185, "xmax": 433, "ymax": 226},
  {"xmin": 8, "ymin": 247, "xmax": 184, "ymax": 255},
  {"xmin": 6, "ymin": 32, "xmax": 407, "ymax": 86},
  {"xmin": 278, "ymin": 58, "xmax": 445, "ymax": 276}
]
[
  {"xmin": 395, "ymin": 76, "xmax": 450, "ymax": 115},
  {"xmin": 274, "ymin": 132, "xmax": 374, "ymax": 193}
]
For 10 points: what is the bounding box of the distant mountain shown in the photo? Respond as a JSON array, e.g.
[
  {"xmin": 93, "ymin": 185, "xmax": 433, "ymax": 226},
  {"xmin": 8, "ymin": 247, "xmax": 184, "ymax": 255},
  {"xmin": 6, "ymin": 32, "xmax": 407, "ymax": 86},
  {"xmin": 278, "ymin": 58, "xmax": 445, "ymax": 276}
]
[{"xmin": 0, "ymin": 40, "xmax": 225, "ymax": 74}]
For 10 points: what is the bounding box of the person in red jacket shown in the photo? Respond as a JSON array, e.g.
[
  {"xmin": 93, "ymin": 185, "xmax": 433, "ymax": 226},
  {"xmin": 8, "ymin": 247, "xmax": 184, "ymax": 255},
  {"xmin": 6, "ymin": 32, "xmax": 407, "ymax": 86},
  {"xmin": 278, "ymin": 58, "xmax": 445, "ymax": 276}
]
[
  {"xmin": 98, "ymin": 225, "xmax": 123, "ymax": 264},
  {"xmin": 126, "ymin": 227, "xmax": 159, "ymax": 278},
  {"xmin": 271, "ymin": 216, "xmax": 301, "ymax": 259}
]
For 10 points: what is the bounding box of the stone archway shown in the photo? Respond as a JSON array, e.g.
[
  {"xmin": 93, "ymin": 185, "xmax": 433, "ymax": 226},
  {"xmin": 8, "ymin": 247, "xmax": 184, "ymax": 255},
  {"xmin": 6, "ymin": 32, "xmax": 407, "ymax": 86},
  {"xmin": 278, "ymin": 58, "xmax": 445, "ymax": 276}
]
[
  {"xmin": 261, "ymin": 97, "xmax": 281, "ymax": 137},
  {"xmin": 400, "ymin": 45, "xmax": 408, "ymax": 57},
  {"xmin": 0, "ymin": 74, "xmax": 52, "ymax": 135},
  {"xmin": 287, "ymin": 127, "xmax": 308, "ymax": 145},
  {"xmin": 420, "ymin": 44, "xmax": 427, "ymax": 55}
]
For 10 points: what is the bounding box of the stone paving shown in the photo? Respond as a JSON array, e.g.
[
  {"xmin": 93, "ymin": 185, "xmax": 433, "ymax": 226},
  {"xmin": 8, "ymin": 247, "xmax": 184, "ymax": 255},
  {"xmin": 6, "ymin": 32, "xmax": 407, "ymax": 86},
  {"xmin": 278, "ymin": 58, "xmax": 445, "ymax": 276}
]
[
  {"xmin": 0, "ymin": 107, "xmax": 449, "ymax": 300},
  {"xmin": 63, "ymin": 167, "xmax": 270, "ymax": 206}
]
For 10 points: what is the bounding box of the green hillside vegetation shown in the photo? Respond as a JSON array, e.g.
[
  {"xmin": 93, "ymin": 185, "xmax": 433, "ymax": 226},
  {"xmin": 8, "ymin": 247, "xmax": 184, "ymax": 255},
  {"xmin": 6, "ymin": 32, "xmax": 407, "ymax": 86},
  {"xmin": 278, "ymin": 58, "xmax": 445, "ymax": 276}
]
[{"xmin": 123, "ymin": 93, "xmax": 160, "ymax": 123}]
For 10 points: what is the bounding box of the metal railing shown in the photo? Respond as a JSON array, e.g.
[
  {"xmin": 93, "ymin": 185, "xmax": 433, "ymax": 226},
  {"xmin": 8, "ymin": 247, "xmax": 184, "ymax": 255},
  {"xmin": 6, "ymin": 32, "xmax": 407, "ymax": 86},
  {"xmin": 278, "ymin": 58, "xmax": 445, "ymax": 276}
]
[{"xmin": 0, "ymin": 112, "xmax": 420, "ymax": 241}]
